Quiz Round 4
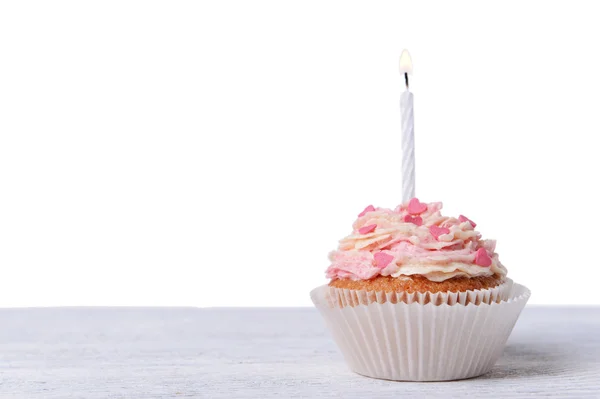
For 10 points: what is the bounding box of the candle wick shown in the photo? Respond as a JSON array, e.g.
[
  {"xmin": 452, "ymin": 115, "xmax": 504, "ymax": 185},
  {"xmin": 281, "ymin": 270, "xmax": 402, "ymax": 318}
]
[{"xmin": 404, "ymin": 73, "xmax": 409, "ymax": 90}]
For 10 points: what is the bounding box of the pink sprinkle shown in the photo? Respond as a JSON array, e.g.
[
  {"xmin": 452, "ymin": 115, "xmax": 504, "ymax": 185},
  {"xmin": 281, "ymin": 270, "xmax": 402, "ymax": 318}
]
[
  {"xmin": 407, "ymin": 198, "xmax": 428, "ymax": 215},
  {"xmin": 429, "ymin": 225, "xmax": 450, "ymax": 240},
  {"xmin": 459, "ymin": 215, "xmax": 477, "ymax": 228},
  {"xmin": 358, "ymin": 224, "xmax": 377, "ymax": 234},
  {"xmin": 374, "ymin": 252, "xmax": 394, "ymax": 269},
  {"xmin": 475, "ymin": 248, "xmax": 492, "ymax": 267},
  {"xmin": 358, "ymin": 205, "xmax": 376, "ymax": 217},
  {"xmin": 403, "ymin": 215, "xmax": 423, "ymax": 226}
]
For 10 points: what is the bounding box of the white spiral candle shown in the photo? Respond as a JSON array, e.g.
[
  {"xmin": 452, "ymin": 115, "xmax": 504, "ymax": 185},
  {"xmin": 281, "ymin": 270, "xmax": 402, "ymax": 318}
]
[
  {"xmin": 401, "ymin": 90, "xmax": 415, "ymax": 202},
  {"xmin": 399, "ymin": 49, "xmax": 415, "ymax": 203}
]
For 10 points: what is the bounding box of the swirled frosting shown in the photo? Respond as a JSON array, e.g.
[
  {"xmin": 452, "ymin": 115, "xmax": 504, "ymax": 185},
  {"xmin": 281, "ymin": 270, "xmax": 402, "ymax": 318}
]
[{"xmin": 326, "ymin": 199, "xmax": 507, "ymax": 282}]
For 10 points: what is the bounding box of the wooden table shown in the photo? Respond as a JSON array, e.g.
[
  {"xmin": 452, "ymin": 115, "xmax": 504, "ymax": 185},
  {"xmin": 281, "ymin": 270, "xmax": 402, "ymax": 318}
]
[{"xmin": 0, "ymin": 307, "xmax": 598, "ymax": 398}]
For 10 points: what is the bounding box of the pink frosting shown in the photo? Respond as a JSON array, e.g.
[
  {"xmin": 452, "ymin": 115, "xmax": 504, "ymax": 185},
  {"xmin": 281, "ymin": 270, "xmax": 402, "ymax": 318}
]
[{"xmin": 326, "ymin": 199, "xmax": 507, "ymax": 282}]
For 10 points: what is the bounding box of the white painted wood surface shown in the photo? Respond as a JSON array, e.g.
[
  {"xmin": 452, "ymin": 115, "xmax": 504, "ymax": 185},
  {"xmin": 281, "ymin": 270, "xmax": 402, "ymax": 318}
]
[{"xmin": 0, "ymin": 307, "xmax": 598, "ymax": 398}]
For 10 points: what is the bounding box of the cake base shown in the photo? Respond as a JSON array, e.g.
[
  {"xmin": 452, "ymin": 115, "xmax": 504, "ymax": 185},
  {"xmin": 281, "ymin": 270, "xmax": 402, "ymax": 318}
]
[{"xmin": 329, "ymin": 274, "xmax": 503, "ymax": 293}]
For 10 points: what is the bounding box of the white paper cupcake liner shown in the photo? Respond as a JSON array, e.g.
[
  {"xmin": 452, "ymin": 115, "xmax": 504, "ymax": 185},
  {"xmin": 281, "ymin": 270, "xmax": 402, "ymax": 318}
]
[{"xmin": 311, "ymin": 281, "xmax": 530, "ymax": 381}]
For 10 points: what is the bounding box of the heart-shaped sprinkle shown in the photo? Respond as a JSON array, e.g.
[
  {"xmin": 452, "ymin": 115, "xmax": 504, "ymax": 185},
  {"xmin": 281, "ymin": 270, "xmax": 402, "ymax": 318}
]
[
  {"xmin": 459, "ymin": 214, "xmax": 477, "ymax": 228},
  {"xmin": 358, "ymin": 205, "xmax": 376, "ymax": 217},
  {"xmin": 475, "ymin": 248, "xmax": 492, "ymax": 267},
  {"xmin": 374, "ymin": 252, "xmax": 394, "ymax": 269},
  {"xmin": 403, "ymin": 215, "xmax": 423, "ymax": 226},
  {"xmin": 407, "ymin": 198, "xmax": 428, "ymax": 215},
  {"xmin": 429, "ymin": 225, "xmax": 450, "ymax": 240},
  {"xmin": 358, "ymin": 224, "xmax": 377, "ymax": 234}
]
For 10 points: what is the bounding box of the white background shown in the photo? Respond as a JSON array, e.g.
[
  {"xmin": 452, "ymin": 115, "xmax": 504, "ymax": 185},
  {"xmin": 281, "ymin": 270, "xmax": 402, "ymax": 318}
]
[{"xmin": 1, "ymin": 1, "xmax": 599, "ymax": 307}]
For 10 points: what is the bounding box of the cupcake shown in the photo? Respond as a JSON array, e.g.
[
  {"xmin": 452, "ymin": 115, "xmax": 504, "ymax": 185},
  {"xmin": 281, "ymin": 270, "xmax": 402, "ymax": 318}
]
[{"xmin": 311, "ymin": 198, "xmax": 530, "ymax": 381}]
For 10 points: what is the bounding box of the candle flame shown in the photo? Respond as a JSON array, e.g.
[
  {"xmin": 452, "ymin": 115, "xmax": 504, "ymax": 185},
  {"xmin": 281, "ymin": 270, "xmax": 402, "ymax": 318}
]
[{"xmin": 399, "ymin": 49, "xmax": 413, "ymax": 75}]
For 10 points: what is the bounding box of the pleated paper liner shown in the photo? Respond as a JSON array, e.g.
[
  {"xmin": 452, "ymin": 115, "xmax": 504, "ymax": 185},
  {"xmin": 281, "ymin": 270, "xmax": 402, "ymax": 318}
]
[
  {"xmin": 311, "ymin": 281, "xmax": 530, "ymax": 381},
  {"xmin": 328, "ymin": 278, "xmax": 514, "ymax": 308}
]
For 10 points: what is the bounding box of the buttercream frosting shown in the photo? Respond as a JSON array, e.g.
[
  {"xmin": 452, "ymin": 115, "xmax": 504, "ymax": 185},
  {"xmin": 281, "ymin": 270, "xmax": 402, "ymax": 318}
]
[{"xmin": 326, "ymin": 199, "xmax": 507, "ymax": 282}]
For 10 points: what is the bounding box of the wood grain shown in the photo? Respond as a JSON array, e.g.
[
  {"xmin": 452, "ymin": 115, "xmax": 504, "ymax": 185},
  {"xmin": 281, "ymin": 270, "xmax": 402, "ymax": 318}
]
[{"xmin": 0, "ymin": 307, "xmax": 598, "ymax": 398}]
